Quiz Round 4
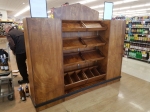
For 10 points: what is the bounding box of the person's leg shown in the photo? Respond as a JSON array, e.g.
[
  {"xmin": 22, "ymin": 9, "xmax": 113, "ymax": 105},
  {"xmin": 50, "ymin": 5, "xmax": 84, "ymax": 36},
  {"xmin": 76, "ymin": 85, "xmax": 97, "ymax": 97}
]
[{"xmin": 16, "ymin": 53, "xmax": 29, "ymax": 84}]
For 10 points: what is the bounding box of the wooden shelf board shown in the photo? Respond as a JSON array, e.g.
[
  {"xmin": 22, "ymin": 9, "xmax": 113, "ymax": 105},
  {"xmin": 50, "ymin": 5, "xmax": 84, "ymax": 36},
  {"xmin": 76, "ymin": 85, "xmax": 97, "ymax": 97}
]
[
  {"xmin": 64, "ymin": 50, "xmax": 104, "ymax": 67},
  {"xmin": 64, "ymin": 53, "xmax": 84, "ymax": 66},
  {"xmin": 0, "ymin": 21, "xmax": 13, "ymax": 23},
  {"xmin": 62, "ymin": 20, "xmax": 107, "ymax": 32},
  {"xmin": 63, "ymin": 39, "xmax": 86, "ymax": 50},
  {"xmin": 62, "ymin": 28, "xmax": 86, "ymax": 32},
  {"xmin": 63, "ymin": 36, "xmax": 106, "ymax": 50},
  {"xmin": 65, "ymin": 78, "xmax": 106, "ymax": 92},
  {"xmin": 82, "ymin": 37, "xmax": 105, "ymax": 47},
  {"xmin": 86, "ymin": 74, "xmax": 106, "ymax": 83},
  {"xmin": 82, "ymin": 50, "xmax": 104, "ymax": 60},
  {"xmin": 64, "ymin": 65, "xmax": 106, "ymax": 91},
  {"xmin": 86, "ymin": 27, "xmax": 107, "ymax": 31},
  {"xmin": 62, "ymin": 27, "xmax": 107, "ymax": 32},
  {"xmin": 0, "ymin": 36, "xmax": 6, "ymax": 38}
]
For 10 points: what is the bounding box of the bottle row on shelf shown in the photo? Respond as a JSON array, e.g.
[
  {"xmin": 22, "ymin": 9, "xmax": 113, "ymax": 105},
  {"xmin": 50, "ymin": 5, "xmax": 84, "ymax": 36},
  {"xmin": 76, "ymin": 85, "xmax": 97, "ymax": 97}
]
[
  {"xmin": 131, "ymin": 22, "xmax": 150, "ymax": 28},
  {"xmin": 131, "ymin": 28, "xmax": 149, "ymax": 34},
  {"xmin": 133, "ymin": 16, "xmax": 150, "ymax": 20},
  {"xmin": 128, "ymin": 49, "xmax": 150, "ymax": 60},
  {"xmin": 125, "ymin": 34, "xmax": 150, "ymax": 43},
  {"xmin": 124, "ymin": 43, "xmax": 150, "ymax": 61},
  {"xmin": 126, "ymin": 28, "xmax": 149, "ymax": 34},
  {"xmin": 124, "ymin": 43, "xmax": 150, "ymax": 51}
]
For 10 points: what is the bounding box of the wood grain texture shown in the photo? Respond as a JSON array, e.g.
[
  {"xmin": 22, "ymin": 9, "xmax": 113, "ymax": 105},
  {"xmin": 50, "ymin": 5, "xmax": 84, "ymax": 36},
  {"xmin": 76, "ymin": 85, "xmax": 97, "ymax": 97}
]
[
  {"xmin": 23, "ymin": 18, "xmax": 64, "ymax": 109},
  {"xmin": 23, "ymin": 19, "xmax": 35, "ymax": 103},
  {"xmin": 64, "ymin": 50, "xmax": 104, "ymax": 67},
  {"xmin": 54, "ymin": 3, "xmax": 99, "ymax": 54},
  {"xmin": 98, "ymin": 21, "xmax": 111, "ymax": 75},
  {"xmin": 22, "ymin": 3, "xmax": 125, "ymax": 110},
  {"xmin": 54, "ymin": 3, "xmax": 99, "ymax": 20},
  {"xmin": 106, "ymin": 20, "xmax": 126, "ymax": 80}
]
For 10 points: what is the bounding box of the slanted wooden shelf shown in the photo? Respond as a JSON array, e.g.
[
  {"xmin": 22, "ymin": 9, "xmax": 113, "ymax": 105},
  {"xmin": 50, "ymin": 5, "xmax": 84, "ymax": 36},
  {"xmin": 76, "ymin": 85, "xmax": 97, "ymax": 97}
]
[
  {"xmin": 81, "ymin": 50, "xmax": 104, "ymax": 61},
  {"xmin": 64, "ymin": 50, "xmax": 104, "ymax": 67},
  {"xmin": 82, "ymin": 36, "xmax": 105, "ymax": 47},
  {"xmin": 64, "ymin": 52, "xmax": 84, "ymax": 66},
  {"xmin": 63, "ymin": 36, "xmax": 106, "ymax": 50},
  {"xmin": 62, "ymin": 20, "xmax": 107, "ymax": 32},
  {"xmin": 63, "ymin": 37, "xmax": 86, "ymax": 50}
]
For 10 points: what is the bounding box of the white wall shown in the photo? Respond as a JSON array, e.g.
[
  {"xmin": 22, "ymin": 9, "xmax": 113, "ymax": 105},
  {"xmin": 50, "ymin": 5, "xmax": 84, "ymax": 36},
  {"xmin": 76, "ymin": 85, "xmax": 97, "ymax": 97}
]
[{"xmin": 0, "ymin": 10, "xmax": 8, "ymax": 21}]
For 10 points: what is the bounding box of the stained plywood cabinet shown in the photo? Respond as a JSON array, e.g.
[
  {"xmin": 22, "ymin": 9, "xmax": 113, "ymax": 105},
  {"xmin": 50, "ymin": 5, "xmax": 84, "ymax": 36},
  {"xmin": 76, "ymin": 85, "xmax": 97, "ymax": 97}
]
[{"xmin": 23, "ymin": 3, "xmax": 125, "ymax": 112}]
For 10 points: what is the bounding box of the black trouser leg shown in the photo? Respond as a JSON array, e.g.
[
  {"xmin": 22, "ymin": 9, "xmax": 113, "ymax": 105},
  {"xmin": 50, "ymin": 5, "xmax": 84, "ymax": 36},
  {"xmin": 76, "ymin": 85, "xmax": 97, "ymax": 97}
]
[{"xmin": 16, "ymin": 53, "xmax": 28, "ymax": 80}]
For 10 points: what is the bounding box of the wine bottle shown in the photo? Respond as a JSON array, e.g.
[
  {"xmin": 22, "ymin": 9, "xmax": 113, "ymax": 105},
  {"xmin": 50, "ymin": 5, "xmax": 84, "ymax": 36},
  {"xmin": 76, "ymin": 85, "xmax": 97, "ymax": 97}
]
[
  {"xmin": 18, "ymin": 85, "xmax": 22, "ymax": 99},
  {"xmin": 21, "ymin": 87, "xmax": 26, "ymax": 101},
  {"xmin": 3, "ymin": 54, "xmax": 9, "ymax": 71},
  {"xmin": 0, "ymin": 55, "xmax": 4, "ymax": 71},
  {"xmin": 25, "ymin": 83, "xmax": 30, "ymax": 97}
]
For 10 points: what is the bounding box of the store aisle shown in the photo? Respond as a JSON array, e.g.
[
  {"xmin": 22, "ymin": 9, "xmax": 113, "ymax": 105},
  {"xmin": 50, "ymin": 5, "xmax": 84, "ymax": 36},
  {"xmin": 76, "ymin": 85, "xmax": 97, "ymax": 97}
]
[{"xmin": 122, "ymin": 57, "xmax": 150, "ymax": 82}]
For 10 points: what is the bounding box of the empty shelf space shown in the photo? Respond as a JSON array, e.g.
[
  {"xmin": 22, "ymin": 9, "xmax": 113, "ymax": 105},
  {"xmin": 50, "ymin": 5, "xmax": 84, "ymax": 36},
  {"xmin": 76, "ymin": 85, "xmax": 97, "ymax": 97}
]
[
  {"xmin": 90, "ymin": 67, "xmax": 100, "ymax": 76},
  {"xmin": 82, "ymin": 21, "xmax": 103, "ymax": 28},
  {"xmin": 63, "ymin": 38, "xmax": 86, "ymax": 50},
  {"xmin": 82, "ymin": 50, "xmax": 104, "ymax": 61},
  {"xmin": 64, "ymin": 50, "xmax": 104, "ymax": 66},
  {"xmin": 70, "ymin": 72, "xmax": 80, "ymax": 82},
  {"xmin": 62, "ymin": 20, "xmax": 86, "ymax": 32},
  {"xmin": 64, "ymin": 66, "xmax": 106, "ymax": 91},
  {"xmin": 62, "ymin": 20, "xmax": 107, "ymax": 32},
  {"xmin": 83, "ymin": 21, "xmax": 107, "ymax": 31},
  {"xmin": 76, "ymin": 70, "xmax": 88, "ymax": 80},
  {"xmin": 82, "ymin": 37, "xmax": 105, "ymax": 47},
  {"xmin": 64, "ymin": 71, "xmax": 87, "ymax": 90},
  {"xmin": 83, "ymin": 67, "xmax": 106, "ymax": 83},
  {"xmin": 64, "ymin": 73, "xmax": 73, "ymax": 85},
  {"xmin": 64, "ymin": 52, "xmax": 84, "ymax": 66}
]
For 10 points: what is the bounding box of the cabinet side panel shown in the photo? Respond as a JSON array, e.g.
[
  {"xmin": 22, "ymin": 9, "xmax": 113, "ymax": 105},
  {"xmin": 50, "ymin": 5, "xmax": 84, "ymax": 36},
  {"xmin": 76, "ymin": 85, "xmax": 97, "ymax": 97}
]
[
  {"xmin": 106, "ymin": 20, "xmax": 125, "ymax": 80},
  {"xmin": 23, "ymin": 18, "xmax": 35, "ymax": 103},
  {"xmin": 26, "ymin": 18, "xmax": 64, "ymax": 105},
  {"xmin": 98, "ymin": 21, "xmax": 111, "ymax": 74}
]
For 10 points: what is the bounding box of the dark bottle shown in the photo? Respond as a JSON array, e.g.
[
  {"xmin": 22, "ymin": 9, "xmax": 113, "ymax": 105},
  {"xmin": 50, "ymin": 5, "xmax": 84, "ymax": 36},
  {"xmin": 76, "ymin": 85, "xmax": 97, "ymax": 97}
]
[
  {"xmin": 3, "ymin": 54, "xmax": 9, "ymax": 71},
  {"xmin": 3, "ymin": 60, "xmax": 9, "ymax": 71},
  {"xmin": 21, "ymin": 87, "xmax": 26, "ymax": 101},
  {"xmin": 25, "ymin": 83, "xmax": 30, "ymax": 97},
  {"xmin": 0, "ymin": 55, "xmax": 4, "ymax": 71},
  {"xmin": 18, "ymin": 85, "xmax": 22, "ymax": 99}
]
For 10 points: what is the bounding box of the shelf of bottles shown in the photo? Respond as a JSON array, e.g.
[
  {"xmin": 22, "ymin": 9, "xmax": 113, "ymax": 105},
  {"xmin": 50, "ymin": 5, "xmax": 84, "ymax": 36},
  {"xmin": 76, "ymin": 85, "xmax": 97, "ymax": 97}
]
[
  {"xmin": 124, "ymin": 16, "xmax": 150, "ymax": 63},
  {"xmin": 0, "ymin": 21, "xmax": 13, "ymax": 37}
]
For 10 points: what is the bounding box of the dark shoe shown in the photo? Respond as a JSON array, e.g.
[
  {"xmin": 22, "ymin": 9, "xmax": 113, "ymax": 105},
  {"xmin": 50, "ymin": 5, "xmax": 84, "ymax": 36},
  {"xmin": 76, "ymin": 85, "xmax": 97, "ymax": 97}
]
[{"xmin": 18, "ymin": 80, "xmax": 29, "ymax": 84}]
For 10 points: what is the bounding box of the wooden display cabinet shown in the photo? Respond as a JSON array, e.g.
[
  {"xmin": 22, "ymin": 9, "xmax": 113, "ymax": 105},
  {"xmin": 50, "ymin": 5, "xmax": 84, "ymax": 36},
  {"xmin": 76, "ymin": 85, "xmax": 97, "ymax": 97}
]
[{"xmin": 23, "ymin": 3, "xmax": 125, "ymax": 112}]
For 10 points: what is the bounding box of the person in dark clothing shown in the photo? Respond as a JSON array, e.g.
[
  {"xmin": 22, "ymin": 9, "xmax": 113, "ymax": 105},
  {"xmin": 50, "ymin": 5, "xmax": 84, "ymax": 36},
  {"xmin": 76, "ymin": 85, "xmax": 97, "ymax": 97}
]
[{"xmin": 4, "ymin": 24, "xmax": 29, "ymax": 84}]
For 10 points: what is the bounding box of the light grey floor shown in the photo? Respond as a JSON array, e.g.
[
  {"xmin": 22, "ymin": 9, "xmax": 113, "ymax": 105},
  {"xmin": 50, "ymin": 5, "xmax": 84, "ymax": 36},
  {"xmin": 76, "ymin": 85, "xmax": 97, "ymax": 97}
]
[{"xmin": 122, "ymin": 57, "xmax": 150, "ymax": 82}]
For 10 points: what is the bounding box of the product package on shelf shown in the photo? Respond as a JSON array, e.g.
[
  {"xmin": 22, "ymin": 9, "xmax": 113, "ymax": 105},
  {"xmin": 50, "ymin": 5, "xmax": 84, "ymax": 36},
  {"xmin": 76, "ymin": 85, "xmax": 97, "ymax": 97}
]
[{"xmin": 124, "ymin": 16, "xmax": 150, "ymax": 63}]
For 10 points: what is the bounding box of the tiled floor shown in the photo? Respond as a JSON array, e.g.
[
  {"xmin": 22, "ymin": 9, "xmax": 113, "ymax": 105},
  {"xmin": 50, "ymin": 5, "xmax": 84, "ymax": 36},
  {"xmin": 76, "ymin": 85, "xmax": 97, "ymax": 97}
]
[
  {"xmin": 0, "ymin": 38, "xmax": 150, "ymax": 112},
  {"xmin": 122, "ymin": 57, "xmax": 150, "ymax": 82}
]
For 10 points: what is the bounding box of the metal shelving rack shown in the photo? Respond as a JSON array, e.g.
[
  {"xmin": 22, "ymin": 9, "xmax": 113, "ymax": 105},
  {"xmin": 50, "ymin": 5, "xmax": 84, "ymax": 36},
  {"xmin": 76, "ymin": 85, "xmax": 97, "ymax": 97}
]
[
  {"xmin": 124, "ymin": 17, "xmax": 150, "ymax": 63},
  {"xmin": 0, "ymin": 44, "xmax": 14, "ymax": 101}
]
